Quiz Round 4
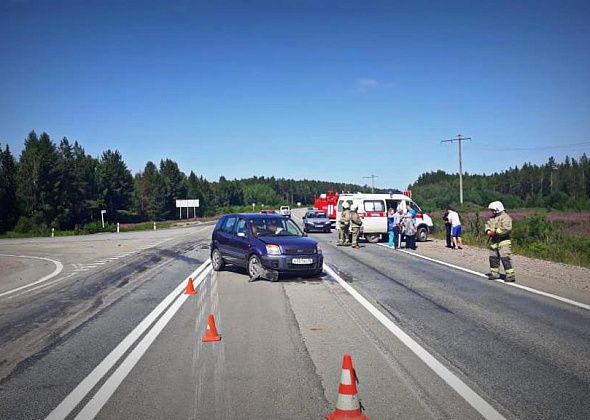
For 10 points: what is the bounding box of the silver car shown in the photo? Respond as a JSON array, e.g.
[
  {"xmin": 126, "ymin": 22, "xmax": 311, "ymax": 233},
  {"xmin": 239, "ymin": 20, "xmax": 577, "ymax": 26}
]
[{"xmin": 302, "ymin": 210, "xmax": 331, "ymax": 233}]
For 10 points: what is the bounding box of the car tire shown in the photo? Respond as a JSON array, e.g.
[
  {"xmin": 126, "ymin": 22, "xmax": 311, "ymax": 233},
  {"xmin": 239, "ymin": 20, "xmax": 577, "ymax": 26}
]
[
  {"xmin": 211, "ymin": 248, "xmax": 224, "ymax": 271},
  {"xmin": 417, "ymin": 226, "xmax": 428, "ymax": 242},
  {"xmin": 248, "ymin": 254, "xmax": 262, "ymax": 282},
  {"xmin": 365, "ymin": 233, "xmax": 381, "ymax": 243}
]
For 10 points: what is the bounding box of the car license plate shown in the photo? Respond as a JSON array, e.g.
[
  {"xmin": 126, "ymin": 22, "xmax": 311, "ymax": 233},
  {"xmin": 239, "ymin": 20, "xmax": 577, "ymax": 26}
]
[{"xmin": 292, "ymin": 258, "xmax": 313, "ymax": 264}]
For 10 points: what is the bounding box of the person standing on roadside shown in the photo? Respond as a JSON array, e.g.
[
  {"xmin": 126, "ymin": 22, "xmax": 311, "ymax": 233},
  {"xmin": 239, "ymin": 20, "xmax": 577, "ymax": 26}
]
[
  {"xmin": 338, "ymin": 201, "xmax": 351, "ymax": 246},
  {"xmin": 387, "ymin": 207, "xmax": 396, "ymax": 247},
  {"xmin": 485, "ymin": 201, "xmax": 515, "ymax": 282},
  {"xmin": 349, "ymin": 204, "xmax": 363, "ymax": 248},
  {"xmin": 393, "ymin": 207, "xmax": 404, "ymax": 248},
  {"xmin": 402, "ymin": 213, "xmax": 417, "ymax": 249},
  {"xmin": 447, "ymin": 207, "xmax": 463, "ymax": 249},
  {"xmin": 443, "ymin": 207, "xmax": 453, "ymax": 248}
]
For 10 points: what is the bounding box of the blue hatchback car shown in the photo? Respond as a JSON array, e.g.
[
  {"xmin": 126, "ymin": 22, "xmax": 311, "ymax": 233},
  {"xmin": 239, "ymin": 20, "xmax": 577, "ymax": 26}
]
[{"xmin": 210, "ymin": 213, "xmax": 324, "ymax": 281}]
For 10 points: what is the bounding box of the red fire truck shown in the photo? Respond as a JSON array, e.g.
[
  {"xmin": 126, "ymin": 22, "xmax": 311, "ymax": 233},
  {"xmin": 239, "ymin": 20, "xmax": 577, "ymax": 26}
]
[{"xmin": 313, "ymin": 190, "xmax": 339, "ymax": 226}]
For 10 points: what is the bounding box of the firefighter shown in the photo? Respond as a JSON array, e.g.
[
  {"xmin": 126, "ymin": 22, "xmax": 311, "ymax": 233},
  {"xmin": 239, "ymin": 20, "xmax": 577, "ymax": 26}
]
[
  {"xmin": 349, "ymin": 204, "xmax": 363, "ymax": 248},
  {"xmin": 485, "ymin": 201, "xmax": 515, "ymax": 282},
  {"xmin": 338, "ymin": 202, "xmax": 351, "ymax": 246}
]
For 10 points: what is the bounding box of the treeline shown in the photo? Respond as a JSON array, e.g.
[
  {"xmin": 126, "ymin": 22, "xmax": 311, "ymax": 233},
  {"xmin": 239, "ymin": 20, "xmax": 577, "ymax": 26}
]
[
  {"xmin": 0, "ymin": 131, "xmax": 368, "ymax": 233},
  {"xmin": 410, "ymin": 154, "xmax": 590, "ymax": 211}
]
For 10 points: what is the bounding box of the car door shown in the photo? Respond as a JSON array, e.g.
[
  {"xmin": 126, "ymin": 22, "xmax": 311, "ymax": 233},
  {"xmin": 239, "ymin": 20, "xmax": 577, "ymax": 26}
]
[
  {"xmin": 216, "ymin": 216, "xmax": 238, "ymax": 262},
  {"xmin": 230, "ymin": 218, "xmax": 252, "ymax": 267}
]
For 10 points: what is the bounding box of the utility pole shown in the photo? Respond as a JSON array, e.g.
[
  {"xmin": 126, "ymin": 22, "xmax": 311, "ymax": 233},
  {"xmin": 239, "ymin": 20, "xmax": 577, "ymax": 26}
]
[
  {"xmin": 363, "ymin": 174, "xmax": 378, "ymax": 193},
  {"xmin": 441, "ymin": 134, "xmax": 471, "ymax": 204}
]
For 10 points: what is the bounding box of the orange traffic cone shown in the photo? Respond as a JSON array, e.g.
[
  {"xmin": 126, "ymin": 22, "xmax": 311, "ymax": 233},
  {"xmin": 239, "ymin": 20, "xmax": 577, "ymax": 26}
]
[
  {"xmin": 184, "ymin": 277, "xmax": 197, "ymax": 295},
  {"xmin": 325, "ymin": 354, "xmax": 368, "ymax": 420},
  {"xmin": 202, "ymin": 313, "xmax": 222, "ymax": 342}
]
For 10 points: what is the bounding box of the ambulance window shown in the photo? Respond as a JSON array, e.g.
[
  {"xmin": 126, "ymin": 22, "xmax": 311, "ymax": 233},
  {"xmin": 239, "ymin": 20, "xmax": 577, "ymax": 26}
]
[
  {"xmin": 386, "ymin": 199, "xmax": 401, "ymax": 211},
  {"xmin": 410, "ymin": 201, "xmax": 422, "ymax": 213},
  {"xmin": 363, "ymin": 200, "xmax": 385, "ymax": 212}
]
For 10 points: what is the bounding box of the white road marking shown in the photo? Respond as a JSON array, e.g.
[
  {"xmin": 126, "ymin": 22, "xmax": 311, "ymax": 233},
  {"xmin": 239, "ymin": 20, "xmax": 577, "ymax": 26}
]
[
  {"xmin": 45, "ymin": 259, "xmax": 212, "ymax": 420},
  {"xmin": 7, "ymin": 273, "xmax": 77, "ymax": 299},
  {"xmin": 377, "ymin": 243, "xmax": 590, "ymax": 311},
  {"xmin": 0, "ymin": 254, "xmax": 64, "ymax": 299},
  {"xmin": 324, "ymin": 263, "xmax": 505, "ymax": 420},
  {"xmin": 74, "ymin": 265, "xmax": 212, "ymax": 420}
]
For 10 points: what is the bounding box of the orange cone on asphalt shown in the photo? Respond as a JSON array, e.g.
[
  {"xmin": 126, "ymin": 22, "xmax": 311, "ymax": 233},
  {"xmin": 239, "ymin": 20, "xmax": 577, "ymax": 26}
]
[
  {"xmin": 184, "ymin": 277, "xmax": 197, "ymax": 295},
  {"xmin": 325, "ymin": 354, "xmax": 368, "ymax": 420},
  {"xmin": 202, "ymin": 313, "xmax": 222, "ymax": 342}
]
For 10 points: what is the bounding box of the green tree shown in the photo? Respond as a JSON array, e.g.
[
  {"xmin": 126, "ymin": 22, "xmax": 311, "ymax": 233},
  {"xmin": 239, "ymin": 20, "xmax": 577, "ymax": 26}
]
[
  {"xmin": 134, "ymin": 161, "xmax": 165, "ymax": 220},
  {"xmin": 159, "ymin": 159, "xmax": 187, "ymax": 219},
  {"xmin": 0, "ymin": 144, "xmax": 19, "ymax": 232},
  {"xmin": 96, "ymin": 150, "xmax": 133, "ymax": 219},
  {"xmin": 16, "ymin": 131, "xmax": 61, "ymax": 227}
]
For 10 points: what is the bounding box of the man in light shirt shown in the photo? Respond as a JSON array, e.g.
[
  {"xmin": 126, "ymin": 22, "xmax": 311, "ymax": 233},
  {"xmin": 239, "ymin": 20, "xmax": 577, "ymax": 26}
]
[{"xmin": 447, "ymin": 208, "xmax": 463, "ymax": 249}]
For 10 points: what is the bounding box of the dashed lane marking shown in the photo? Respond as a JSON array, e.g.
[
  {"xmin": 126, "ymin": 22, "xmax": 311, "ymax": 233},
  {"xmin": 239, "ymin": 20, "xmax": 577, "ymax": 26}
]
[{"xmin": 324, "ymin": 263, "xmax": 505, "ymax": 420}]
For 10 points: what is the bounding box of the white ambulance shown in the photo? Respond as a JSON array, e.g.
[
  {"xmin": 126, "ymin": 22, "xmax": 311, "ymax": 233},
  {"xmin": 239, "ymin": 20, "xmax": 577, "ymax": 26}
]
[{"xmin": 336, "ymin": 193, "xmax": 433, "ymax": 243}]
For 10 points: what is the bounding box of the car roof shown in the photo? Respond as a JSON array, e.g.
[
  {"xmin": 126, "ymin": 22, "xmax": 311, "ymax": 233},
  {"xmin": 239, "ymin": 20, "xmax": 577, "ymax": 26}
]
[{"xmin": 225, "ymin": 213, "xmax": 286, "ymax": 220}]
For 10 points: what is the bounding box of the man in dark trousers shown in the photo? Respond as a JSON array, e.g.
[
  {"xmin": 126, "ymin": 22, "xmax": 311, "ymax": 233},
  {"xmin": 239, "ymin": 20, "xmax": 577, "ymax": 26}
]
[{"xmin": 443, "ymin": 207, "xmax": 453, "ymax": 248}]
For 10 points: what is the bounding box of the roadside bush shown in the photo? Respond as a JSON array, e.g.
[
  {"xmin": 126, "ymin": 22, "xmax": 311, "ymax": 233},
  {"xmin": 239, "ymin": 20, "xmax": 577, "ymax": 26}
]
[{"xmin": 82, "ymin": 221, "xmax": 116, "ymax": 234}]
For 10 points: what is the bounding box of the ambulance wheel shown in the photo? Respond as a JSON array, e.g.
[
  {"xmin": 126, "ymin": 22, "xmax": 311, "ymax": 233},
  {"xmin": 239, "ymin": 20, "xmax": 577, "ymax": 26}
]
[
  {"xmin": 365, "ymin": 233, "xmax": 380, "ymax": 243},
  {"xmin": 417, "ymin": 226, "xmax": 429, "ymax": 242}
]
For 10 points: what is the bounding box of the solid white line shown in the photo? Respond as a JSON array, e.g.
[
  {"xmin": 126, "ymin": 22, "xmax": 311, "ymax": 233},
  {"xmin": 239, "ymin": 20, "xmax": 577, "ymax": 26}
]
[
  {"xmin": 376, "ymin": 243, "xmax": 590, "ymax": 311},
  {"xmin": 45, "ymin": 259, "xmax": 212, "ymax": 420},
  {"xmin": 376, "ymin": 243, "xmax": 486, "ymax": 277},
  {"xmin": 324, "ymin": 263, "xmax": 505, "ymax": 420},
  {"xmin": 74, "ymin": 265, "xmax": 213, "ymax": 420},
  {"xmin": 0, "ymin": 254, "xmax": 64, "ymax": 298}
]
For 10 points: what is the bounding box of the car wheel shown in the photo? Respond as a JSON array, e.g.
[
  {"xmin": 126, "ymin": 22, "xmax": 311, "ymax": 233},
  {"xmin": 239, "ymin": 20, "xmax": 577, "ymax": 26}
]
[
  {"xmin": 365, "ymin": 233, "xmax": 381, "ymax": 243},
  {"xmin": 211, "ymin": 249, "xmax": 224, "ymax": 271},
  {"xmin": 417, "ymin": 226, "xmax": 428, "ymax": 242},
  {"xmin": 248, "ymin": 254, "xmax": 262, "ymax": 281}
]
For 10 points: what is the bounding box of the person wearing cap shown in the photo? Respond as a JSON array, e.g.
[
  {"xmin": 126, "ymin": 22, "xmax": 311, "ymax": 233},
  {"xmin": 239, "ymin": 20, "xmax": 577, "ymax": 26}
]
[
  {"xmin": 349, "ymin": 204, "xmax": 363, "ymax": 248},
  {"xmin": 485, "ymin": 201, "xmax": 515, "ymax": 282},
  {"xmin": 338, "ymin": 201, "xmax": 352, "ymax": 246}
]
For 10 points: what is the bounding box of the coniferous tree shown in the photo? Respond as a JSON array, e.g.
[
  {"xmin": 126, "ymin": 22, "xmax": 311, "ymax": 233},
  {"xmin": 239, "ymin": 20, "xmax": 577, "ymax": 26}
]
[
  {"xmin": 96, "ymin": 150, "xmax": 133, "ymax": 220},
  {"xmin": 16, "ymin": 131, "xmax": 61, "ymax": 226},
  {"xmin": 0, "ymin": 144, "xmax": 18, "ymax": 232},
  {"xmin": 159, "ymin": 159, "xmax": 187, "ymax": 219}
]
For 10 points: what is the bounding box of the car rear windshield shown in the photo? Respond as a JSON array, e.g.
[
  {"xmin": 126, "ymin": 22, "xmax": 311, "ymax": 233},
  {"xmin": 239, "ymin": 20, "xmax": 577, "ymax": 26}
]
[{"xmin": 249, "ymin": 217, "xmax": 303, "ymax": 237}]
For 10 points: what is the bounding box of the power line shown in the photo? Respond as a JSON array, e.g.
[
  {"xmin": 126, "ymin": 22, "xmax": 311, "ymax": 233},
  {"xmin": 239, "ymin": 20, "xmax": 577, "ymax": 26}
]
[
  {"xmin": 475, "ymin": 141, "xmax": 590, "ymax": 152},
  {"xmin": 441, "ymin": 134, "xmax": 471, "ymax": 204}
]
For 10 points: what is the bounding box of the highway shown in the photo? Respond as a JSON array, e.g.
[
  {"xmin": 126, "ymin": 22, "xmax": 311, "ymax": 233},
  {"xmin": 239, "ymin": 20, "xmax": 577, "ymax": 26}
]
[{"xmin": 0, "ymin": 214, "xmax": 589, "ymax": 419}]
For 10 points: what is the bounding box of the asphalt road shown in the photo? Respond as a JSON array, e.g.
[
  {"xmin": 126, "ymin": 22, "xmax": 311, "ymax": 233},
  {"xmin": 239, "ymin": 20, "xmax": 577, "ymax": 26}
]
[{"xmin": 0, "ymin": 215, "xmax": 588, "ymax": 419}]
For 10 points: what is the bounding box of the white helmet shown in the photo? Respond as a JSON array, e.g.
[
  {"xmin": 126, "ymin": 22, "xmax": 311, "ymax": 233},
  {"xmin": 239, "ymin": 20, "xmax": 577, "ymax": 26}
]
[
  {"xmin": 342, "ymin": 202, "xmax": 350, "ymax": 209},
  {"xmin": 488, "ymin": 201, "xmax": 505, "ymax": 213},
  {"xmin": 351, "ymin": 204, "xmax": 358, "ymax": 211}
]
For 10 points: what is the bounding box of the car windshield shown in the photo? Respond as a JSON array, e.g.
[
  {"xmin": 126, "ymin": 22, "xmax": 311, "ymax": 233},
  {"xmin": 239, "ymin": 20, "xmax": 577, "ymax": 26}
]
[
  {"xmin": 250, "ymin": 218, "xmax": 303, "ymax": 237},
  {"xmin": 308, "ymin": 212, "xmax": 326, "ymax": 218}
]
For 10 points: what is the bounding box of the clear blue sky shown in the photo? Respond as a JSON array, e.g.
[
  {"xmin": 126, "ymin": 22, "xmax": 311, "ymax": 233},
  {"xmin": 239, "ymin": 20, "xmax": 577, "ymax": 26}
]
[{"xmin": 1, "ymin": 0, "xmax": 589, "ymax": 191}]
